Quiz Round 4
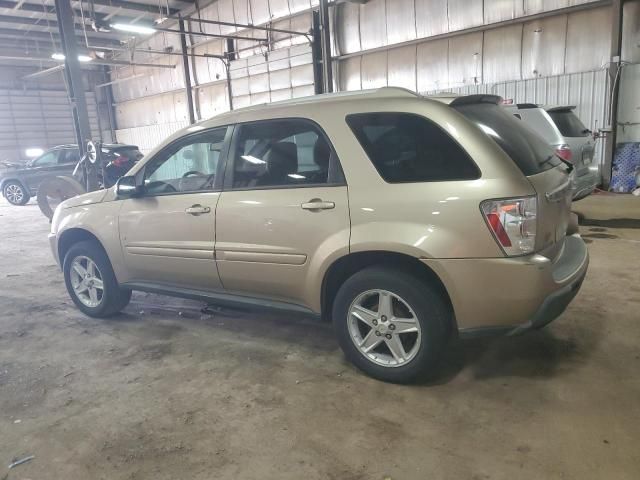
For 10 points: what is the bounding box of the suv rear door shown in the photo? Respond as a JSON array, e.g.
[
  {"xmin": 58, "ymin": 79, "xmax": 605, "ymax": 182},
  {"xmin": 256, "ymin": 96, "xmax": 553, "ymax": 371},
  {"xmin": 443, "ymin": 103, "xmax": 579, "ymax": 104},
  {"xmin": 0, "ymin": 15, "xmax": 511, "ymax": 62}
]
[
  {"xmin": 214, "ymin": 118, "xmax": 349, "ymax": 309},
  {"xmin": 454, "ymin": 99, "xmax": 573, "ymax": 258}
]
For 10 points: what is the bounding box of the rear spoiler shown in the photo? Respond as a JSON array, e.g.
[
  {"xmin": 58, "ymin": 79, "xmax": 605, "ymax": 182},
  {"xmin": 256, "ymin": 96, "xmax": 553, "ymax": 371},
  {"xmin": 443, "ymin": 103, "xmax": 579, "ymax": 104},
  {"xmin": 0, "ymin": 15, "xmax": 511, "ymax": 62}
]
[
  {"xmin": 545, "ymin": 105, "xmax": 577, "ymax": 112},
  {"xmin": 449, "ymin": 94, "xmax": 502, "ymax": 107}
]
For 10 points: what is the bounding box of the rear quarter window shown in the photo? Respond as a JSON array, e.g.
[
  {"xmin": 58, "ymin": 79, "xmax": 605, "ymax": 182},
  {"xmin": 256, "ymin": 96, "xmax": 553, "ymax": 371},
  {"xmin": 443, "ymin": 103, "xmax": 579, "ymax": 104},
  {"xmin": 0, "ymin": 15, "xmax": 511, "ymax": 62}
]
[
  {"xmin": 346, "ymin": 113, "xmax": 480, "ymax": 183},
  {"xmin": 454, "ymin": 103, "xmax": 561, "ymax": 176}
]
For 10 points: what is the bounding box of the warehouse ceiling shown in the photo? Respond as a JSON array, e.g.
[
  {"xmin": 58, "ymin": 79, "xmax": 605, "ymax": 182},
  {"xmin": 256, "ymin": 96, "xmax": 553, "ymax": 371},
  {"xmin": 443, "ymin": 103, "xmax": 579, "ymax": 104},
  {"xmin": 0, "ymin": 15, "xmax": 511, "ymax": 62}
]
[{"xmin": 0, "ymin": 0, "xmax": 195, "ymax": 60}]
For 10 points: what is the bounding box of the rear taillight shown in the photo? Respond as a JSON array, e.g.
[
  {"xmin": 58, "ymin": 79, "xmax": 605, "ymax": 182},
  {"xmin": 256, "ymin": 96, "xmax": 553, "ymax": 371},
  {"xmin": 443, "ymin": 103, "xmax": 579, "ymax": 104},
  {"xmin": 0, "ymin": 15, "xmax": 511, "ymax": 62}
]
[
  {"xmin": 555, "ymin": 144, "xmax": 573, "ymax": 162},
  {"xmin": 481, "ymin": 197, "xmax": 537, "ymax": 256},
  {"xmin": 112, "ymin": 154, "xmax": 127, "ymax": 167}
]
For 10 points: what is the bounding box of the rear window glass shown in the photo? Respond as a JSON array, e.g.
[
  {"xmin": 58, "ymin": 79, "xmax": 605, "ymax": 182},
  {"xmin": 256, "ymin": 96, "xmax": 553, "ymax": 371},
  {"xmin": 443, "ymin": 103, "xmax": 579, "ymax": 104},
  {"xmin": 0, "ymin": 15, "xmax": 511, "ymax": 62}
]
[
  {"xmin": 454, "ymin": 103, "xmax": 561, "ymax": 176},
  {"xmin": 105, "ymin": 147, "xmax": 143, "ymax": 161},
  {"xmin": 548, "ymin": 110, "xmax": 590, "ymax": 137},
  {"xmin": 346, "ymin": 113, "xmax": 480, "ymax": 183}
]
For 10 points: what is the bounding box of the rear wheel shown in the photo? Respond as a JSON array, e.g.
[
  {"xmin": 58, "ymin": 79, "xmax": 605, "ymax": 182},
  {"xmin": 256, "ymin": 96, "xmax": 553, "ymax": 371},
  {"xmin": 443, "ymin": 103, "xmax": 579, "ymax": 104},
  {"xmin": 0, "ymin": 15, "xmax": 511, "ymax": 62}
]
[
  {"xmin": 3, "ymin": 181, "xmax": 29, "ymax": 205},
  {"xmin": 63, "ymin": 240, "xmax": 131, "ymax": 317},
  {"xmin": 333, "ymin": 267, "xmax": 449, "ymax": 383}
]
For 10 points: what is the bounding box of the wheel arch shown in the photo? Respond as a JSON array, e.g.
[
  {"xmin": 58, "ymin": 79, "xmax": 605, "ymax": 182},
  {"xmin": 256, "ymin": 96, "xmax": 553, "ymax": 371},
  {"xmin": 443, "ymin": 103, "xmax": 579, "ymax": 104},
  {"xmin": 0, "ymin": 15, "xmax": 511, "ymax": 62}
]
[
  {"xmin": 1, "ymin": 177, "xmax": 27, "ymax": 193},
  {"xmin": 58, "ymin": 227, "xmax": 106, "ymax": 265},
  {"xmin": 320, "ymin": 251, "xmax": 456, "ymax": 331}
]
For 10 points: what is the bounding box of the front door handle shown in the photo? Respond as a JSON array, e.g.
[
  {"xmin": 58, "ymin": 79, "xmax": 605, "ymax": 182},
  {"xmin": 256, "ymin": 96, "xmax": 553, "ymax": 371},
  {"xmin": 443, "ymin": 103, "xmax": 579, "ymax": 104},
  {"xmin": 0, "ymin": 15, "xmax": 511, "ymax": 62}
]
[
  {"xmin": 301, "ymin": 199, "xmax": 335, "ymax": 211},
  {"xmin": 185, "ymin": 204, "xmax": 211, "ymax": 215}
]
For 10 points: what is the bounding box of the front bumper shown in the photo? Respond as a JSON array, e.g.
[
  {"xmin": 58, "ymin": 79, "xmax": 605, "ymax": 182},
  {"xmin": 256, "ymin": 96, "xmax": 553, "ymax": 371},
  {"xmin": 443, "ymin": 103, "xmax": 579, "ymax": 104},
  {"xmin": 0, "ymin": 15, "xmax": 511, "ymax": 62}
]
[
  {"xmin": 423, "ymin": 234, "xmax": 589, "ymax": 337},
  {"xmin": 49, "ymin": 233, "xmax": 60, "ymax": 267}
]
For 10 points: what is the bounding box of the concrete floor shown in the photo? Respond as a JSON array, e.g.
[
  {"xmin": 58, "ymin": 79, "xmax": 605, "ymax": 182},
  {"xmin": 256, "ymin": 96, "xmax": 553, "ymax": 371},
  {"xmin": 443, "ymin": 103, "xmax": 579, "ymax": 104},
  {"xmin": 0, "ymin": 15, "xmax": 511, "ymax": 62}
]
[{"xmin": 0, "ymin": 193, "xmax": 639, "ymax": 479}]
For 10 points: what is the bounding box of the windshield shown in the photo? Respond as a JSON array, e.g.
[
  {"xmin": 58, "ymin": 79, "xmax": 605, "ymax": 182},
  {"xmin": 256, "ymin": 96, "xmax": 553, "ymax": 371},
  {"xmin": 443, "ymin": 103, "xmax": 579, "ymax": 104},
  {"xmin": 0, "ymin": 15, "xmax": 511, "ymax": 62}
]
[
  {"xmin": 548, "ymin": 110, "xmax": 590, "ymax": 137},
  {"xmin": 453, "ymin": 102, "xmax": 562, "ymax": 176}
]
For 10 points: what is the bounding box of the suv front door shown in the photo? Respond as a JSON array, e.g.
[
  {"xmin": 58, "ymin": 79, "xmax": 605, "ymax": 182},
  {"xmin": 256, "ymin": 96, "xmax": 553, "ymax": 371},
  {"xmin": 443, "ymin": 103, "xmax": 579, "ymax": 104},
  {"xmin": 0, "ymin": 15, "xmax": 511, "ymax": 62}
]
[
  {"xmin": 215, "ymin": 118, "xmax": 350, "ymax": 309},
  {"xmin": 118, "ymin": 126, "xmax": 230, "ymax": 291},
  {"xmin": 24, "ymin": 149, "xmax": 65, "ymax": 192}
]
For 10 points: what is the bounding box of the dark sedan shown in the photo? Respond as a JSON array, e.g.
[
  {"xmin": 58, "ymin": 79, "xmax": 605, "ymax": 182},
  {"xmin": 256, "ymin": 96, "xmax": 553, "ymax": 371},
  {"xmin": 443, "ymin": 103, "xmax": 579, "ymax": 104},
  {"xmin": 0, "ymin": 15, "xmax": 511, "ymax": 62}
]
[{"xmin": 0, "ymin": 144, "xmax": 142, "ymax": 205}]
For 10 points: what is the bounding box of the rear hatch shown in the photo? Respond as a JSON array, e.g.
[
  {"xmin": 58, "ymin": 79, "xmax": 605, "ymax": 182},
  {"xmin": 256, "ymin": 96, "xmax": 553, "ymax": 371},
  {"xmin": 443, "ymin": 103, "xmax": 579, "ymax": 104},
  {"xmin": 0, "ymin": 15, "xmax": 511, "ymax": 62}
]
[
  {"xmin": 452, "ymin": 96, "xmax": 573, "ymax": 259},
  {"xmin": 546, "ymin": 107, "xmax": 594, "ymax": 176}
]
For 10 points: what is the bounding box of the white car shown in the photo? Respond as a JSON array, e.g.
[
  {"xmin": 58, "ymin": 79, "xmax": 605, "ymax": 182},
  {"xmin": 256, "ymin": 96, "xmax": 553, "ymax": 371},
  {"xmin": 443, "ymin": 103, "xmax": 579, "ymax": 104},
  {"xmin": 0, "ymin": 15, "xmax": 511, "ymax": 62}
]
[{"xmin": 503, "ymin": 104, "xmax": 597, "ymax": 200}]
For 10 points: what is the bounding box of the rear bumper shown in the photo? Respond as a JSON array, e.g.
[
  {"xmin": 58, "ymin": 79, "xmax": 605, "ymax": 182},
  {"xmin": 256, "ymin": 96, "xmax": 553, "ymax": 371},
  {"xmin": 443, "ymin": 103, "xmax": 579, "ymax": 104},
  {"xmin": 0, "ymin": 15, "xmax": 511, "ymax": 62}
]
[
  {"xmin": 572, "ymin": 169, "xmax": 598, "ymax": 200},
  {"xmin": 423, "ymin": 235, "xmax": 589, "ymax": 337}
]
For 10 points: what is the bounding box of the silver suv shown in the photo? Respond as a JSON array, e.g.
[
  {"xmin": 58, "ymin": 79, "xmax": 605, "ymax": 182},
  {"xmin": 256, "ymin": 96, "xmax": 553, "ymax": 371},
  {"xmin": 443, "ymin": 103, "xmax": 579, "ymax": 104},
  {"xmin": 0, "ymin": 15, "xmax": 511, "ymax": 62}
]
[
  {"xmin": 504, "ymin": 104, "xmax": 598, "ymax": 200},
  {"xmin": 49, "ymin": 89, "xmax": 589, "ymax": 383}
]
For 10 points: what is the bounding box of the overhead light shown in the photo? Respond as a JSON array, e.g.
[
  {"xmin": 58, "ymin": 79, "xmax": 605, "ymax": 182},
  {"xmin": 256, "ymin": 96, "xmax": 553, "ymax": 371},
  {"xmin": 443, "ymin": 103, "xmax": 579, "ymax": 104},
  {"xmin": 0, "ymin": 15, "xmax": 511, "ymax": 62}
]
[
  {"xmin": 154, "ymin": 17, "xmax": 168, "ymax": 24},
  {"xmin": 51, "ymin": 53, "xmax": 93, "ymax": 62},
  {"xmin": 25, "ymin": 148, "xmax": 44, "ymax": 157},
  {"xmin": 111, "ymin": 23, "xmax": 155, "ymax": 34}
]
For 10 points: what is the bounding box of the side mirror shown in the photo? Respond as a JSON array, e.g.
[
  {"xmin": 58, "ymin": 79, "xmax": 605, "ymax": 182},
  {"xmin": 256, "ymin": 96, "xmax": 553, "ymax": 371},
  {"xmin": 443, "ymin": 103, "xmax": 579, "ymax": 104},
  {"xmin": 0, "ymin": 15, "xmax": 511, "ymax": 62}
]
[{"xmin": 115, "ymin": 175, "xmax": 142, "ymax": 198}]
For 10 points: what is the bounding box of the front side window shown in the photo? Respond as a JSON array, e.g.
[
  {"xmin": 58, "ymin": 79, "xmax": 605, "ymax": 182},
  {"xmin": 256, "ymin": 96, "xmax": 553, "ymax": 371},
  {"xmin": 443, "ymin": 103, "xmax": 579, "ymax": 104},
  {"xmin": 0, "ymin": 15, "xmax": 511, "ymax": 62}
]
[
  {"xmin": 32, "ymin": 151, "xmax": 58, "ymax": 167},
  {"xmin": 346, "ymin": 113, "xmax": 480, "ymax": 183},
  {"xmin": 230, "ymin": 119, "xmax": 334, "ymax": 189},
  {"xmin": 143, "ymin": 127, "xmax": 227, "ymax": 195}
]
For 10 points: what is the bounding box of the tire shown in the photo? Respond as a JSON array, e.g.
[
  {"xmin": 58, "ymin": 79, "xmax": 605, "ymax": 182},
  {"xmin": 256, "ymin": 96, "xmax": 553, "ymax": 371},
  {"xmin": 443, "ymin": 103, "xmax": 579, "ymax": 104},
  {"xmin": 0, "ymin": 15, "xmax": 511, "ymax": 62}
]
[
  {"xmin": 63, "ymin": 240, "xmax": 131, "ymax": 318},
  {"xmin": 333, "ymin": 267, "xmax": 449, "ymax": 383},
  {"xmin": 3, "ymin": 181, "xmax": 30, "ymax": 206}
]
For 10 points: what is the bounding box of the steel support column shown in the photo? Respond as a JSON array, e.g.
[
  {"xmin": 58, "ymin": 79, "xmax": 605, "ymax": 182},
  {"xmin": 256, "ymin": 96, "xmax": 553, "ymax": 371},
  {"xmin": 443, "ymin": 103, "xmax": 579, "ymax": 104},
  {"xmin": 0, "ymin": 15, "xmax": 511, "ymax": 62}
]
[
  {"xmin": 225, "ymin": 38, "xmax": 235, "ymax": 111},
  {"xmin": 603, "ymin": 0, "xmax": 624, "ymax": 189},
  {"xmin": 54, "ymin": 0, "xmax": 96, "ymax": 188},
  {"xmin": 311, "ymin": 10, "xmax": 324, "ymax": 94},
  {"xmin": 179, "ymin": 17, "xmax": 196, "ymax": 125},
  {"xmin": 319, "ymin": 0, "xmax": 333, "ymax": 93}
]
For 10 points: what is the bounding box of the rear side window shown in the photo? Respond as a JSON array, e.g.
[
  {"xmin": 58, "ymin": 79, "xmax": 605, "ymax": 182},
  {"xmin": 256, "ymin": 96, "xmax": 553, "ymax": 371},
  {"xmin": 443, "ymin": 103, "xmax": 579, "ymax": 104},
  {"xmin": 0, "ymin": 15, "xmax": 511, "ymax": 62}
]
[
  {"xmin": 346, "ymin": 113, "xmax": 480, "ymax": 183},
  {"xmin": 454, "ymin": 103, "xmax": 561, "ymax": 176},
  {"xmin": 548, "ymin": 110, "xmax": 590, "ymax": 137}
]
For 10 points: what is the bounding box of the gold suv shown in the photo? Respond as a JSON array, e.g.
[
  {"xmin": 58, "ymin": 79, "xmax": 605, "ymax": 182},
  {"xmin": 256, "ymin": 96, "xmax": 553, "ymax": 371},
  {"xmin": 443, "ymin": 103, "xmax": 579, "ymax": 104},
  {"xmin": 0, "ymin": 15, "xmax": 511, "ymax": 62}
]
[{"xmin": 49, "ymin": 88, "xmax": 588, "ymax": 383}]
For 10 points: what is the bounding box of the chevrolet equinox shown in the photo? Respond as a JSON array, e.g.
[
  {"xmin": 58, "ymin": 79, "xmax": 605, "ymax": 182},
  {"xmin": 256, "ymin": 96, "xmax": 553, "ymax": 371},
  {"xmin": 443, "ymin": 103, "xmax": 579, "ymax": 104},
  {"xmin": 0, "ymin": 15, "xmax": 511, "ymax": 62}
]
[{"xmin": 49, "ymin": 88, "xmax": 589, "ymax": 383}]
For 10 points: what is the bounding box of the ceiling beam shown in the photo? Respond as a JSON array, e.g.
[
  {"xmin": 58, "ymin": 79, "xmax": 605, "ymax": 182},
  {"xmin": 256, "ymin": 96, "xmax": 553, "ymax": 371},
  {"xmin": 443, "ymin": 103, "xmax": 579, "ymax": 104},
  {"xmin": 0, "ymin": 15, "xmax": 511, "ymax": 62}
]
[
  {"xmin": 0, "ymin": 13, "xmax": 121, "ymax": 38},
  {"xmin": 0, "ymin": 26, "xmax": 122, "ymax": 47},
  {"xmin": 0, "ymin": 0, "xmax": 139, "ymax": 25},
  {"xmin": 89, "ymin": 0, "xmax": 179, "ymax": 16}
]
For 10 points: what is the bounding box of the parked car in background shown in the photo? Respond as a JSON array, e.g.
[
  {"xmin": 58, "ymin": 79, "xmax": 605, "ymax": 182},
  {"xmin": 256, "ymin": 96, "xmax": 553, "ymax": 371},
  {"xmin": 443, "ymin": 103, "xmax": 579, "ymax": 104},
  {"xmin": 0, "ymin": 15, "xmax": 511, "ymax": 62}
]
[
  {"xmin": 48, "ymin": 88, "xmax": 588, "ymax": 383},
  {"xmin": 0, "ymin": 143, "xmax": 143, "ymax": 205},
  {"xmin": 503, "ymin": 103, "xmax": 598, "ymax": 200}
]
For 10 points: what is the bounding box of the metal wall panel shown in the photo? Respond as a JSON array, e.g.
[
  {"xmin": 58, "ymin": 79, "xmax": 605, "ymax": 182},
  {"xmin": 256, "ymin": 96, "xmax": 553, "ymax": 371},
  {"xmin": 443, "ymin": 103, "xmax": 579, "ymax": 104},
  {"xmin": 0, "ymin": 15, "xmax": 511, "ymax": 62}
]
[
  {"xmin": 115, "ymin": 120, "xmax": 189, "ymax": 154},
  {"xmin": 448, "ymin": 0, "xmax": 484, "ymax": 31},
  {"xmin": 388, "ymin": 45, "xmax": 418, "ymax": 91},
  {"xmin": 484, "ymin": 0, "xmax": 525, "ymax": 23},
  {"xmin": 340, "ymin": 56, "xmax": 362, "ymax": 91},
  {"xmin": 289, "ymin": 0, "xmax": 311, "ymax": 14},
  {"xmin": 416, "ymin": 38, "xmax": 449, "ymax": 92},
  {"xmin": 336, "ymin": 2, "xmax": 361, "ymax": 55},
  {"xmin": 525, "ymin": 0, "xmax": 569, "ymax": 15},
  {"xmin": 0, "ymin": 90, "xmax": 99, "ymax": 161},
  {"xmin": 361, "ymin": 50, "xmax": 388, "ymax": 88},
  {"xmin": 415, "ymin": 0, "xmax": 449, "ymax": 38},
  {"xmin": 622, "ymin": 0, "xmax": 640, "ymax": 63},
  {"xmin": 249, "ymin": 0, "xmax": 271, "ymax": 25},
  {"xmin": 521, "ymin": 14, "xmax": 568, "ymax": 78},
  {"xmin": 483, "ymin": 24, "xmax": 523, "ymax": 83},
  {"xmin": 270, "ymin": 0, "xmax": 291, "ymax": 18},
  {"xmin": 617, "ymin": 63, "xmax": 640, "ymax": 143},
  {"xmin": 448, "ymin": 32, "xmax": 484, "ymax": 87},
  {"xmin": 565, "ymin": 8, "xmax": 611, "ymax": 73},
  {"xmin": 386, "ymin": 0, "xmax": 416, "ymax": 44},
  {"xmin": 359, "ymin": 0, "xmax": 388, "ymax": 50}
]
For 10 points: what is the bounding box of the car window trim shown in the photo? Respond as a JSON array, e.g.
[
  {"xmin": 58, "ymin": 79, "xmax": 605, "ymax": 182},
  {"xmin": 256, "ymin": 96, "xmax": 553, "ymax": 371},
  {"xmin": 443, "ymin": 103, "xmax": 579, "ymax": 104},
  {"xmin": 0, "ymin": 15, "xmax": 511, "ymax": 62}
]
[
  {"xmin": 136, "ymin": 125, "xmax": 233, "ymax": 199},
  {"xmin": 222, "ymin": 117, "xmax": 347, "ymax": 192},
  {"xmin": 345, "ymin": 111, "xmax": 482, "ymax": 184}
]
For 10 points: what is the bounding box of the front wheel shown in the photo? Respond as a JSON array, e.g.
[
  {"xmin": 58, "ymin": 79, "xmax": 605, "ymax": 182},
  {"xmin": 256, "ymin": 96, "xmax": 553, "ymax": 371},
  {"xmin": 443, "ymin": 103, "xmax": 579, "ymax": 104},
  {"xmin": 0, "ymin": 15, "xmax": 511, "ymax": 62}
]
[
  {"xmin": 333, "ymin": 267, "xmax": 449, "ymax": 383},
  {"xmin": 3, "ymin": 181, "xmax": 30, "ymax": 205},
  {"xmin": 63, "ymin": 240, "xmax": 131, "ymax": 317}
]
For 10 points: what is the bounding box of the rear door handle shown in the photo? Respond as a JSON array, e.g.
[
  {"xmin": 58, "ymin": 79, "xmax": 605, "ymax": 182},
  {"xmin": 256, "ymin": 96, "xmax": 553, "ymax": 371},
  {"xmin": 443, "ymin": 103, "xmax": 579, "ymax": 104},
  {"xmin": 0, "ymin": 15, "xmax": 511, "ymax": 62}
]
[
  {"xmin": 301, "ymin": 199, "xmax": 335, "ymax": 211},
  {"xmin": 185, "ymin": 204, "xmax": 211, "ymax": 215}
]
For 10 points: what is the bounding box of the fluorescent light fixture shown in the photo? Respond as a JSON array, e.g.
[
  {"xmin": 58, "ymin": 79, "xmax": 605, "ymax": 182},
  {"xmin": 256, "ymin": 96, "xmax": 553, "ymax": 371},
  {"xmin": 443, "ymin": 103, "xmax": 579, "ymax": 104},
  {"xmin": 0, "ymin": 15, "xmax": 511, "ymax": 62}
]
[
  {"xmin": 241, "ymin": 155, "xmax": 266, "ymax": 165},
  {"xmin": 51, "ymin": 53, "xmax": 92, "ymax": 62},
  {"xmin": 154, "ymin": 17, "xmax": 168, "ymax": 24},
  {"xmin": 25, "ymin": 148, "xmax": 44, "ymax": 158},
  {"xmin": 111, "ymin": 23, "xmax": 156, "ymax": 34}
]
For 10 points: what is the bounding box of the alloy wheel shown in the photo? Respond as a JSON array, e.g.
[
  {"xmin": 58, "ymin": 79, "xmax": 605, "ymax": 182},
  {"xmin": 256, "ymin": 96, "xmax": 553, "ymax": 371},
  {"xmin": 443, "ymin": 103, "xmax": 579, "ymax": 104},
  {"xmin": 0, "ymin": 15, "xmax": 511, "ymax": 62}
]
[
  {"xmin": 70, "ymin": 256, "xmax": 104, "ymax": 308},
  {"xmin": 5, "ymin": 184, "xmax": 24, "ymax": 204},
  {"xmin": 347, "ymin": 289, "xmax": 422, "ymax": 367}
]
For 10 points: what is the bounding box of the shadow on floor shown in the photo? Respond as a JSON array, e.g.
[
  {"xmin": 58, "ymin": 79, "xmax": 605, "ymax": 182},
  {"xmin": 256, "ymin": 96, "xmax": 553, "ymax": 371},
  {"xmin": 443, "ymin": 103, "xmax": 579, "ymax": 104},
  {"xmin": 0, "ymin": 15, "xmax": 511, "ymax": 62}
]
[{"xmin": 576, "ymin": 215, "xmax": 640, "ymax": 230}]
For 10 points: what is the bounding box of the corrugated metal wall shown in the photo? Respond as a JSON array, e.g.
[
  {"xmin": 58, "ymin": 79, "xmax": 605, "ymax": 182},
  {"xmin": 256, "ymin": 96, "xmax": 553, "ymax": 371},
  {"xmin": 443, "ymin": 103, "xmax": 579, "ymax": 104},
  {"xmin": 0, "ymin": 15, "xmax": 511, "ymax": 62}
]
[{"xmin": 0, "ymin": 89, "xmax": 100, "ymax": 162}]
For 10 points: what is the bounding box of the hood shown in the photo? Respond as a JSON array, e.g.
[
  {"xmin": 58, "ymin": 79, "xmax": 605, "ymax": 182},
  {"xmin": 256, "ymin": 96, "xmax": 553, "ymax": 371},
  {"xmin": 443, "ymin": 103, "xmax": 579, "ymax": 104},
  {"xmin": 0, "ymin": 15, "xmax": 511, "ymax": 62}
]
[
  {"xmin": 0, "ymin": 160, "xmax": 27, "ymax": 171},
  {"xmin": 60, "ymin": 189, "xmax": 108, "ymax": 209}
]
